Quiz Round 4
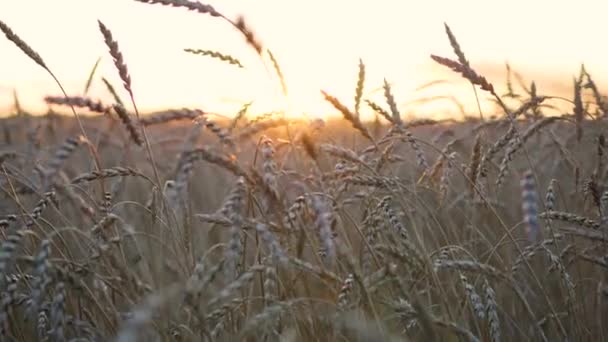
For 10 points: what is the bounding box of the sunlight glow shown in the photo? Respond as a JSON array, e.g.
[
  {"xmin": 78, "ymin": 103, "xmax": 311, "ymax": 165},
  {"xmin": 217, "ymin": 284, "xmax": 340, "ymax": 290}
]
[{"xmin": 0, "ymin": 0, "xmax": 606, "ymax": 119}]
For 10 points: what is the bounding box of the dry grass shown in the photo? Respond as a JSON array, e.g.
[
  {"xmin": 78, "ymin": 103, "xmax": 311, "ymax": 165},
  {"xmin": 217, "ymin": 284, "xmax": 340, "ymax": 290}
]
[{"xmin": 0, "ymin": 3, "xmax": 607, "ymax": 342}]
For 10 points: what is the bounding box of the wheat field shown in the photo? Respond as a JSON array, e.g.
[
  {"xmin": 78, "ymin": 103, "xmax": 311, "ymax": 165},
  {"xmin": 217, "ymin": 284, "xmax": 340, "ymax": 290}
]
[{"xmin": 0, "ymin": 1, "xmax": 606, "ymax": 341}]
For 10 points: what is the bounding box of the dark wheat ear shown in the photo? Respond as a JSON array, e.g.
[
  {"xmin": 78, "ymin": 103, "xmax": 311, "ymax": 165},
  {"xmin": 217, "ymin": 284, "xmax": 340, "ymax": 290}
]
[
  {"xmin": 98, "ymin": 20, "xmax": 132, "ymax": 98},
  {"xmin": 135, "ymin": 0, "xmax": 264, "ymax": 64},
  {"xmin": 430, "ymin": 55, "xmax": 494, "ymax": 94},
  {"xmin": 0, "ymin": 19, "xmax": 91, "ymax": 140},
  {"xmin": 235, "ymin": 16, "xmax": 263, "ymax": 55},
  {"xmin": 432, "ymin": 23, "xmax": 516, "ymax": 118},
  {"xmin": 98, "ymin": 19, "xmax": 162, "ymax": 186},
  {"xmin": 0, "ymin": 20, "xmax": 48, "ymax": 70},
  {"xmin": 132, "ymin": 0, "xmax": 222, "ymax": 17},
  {"xmin": 83, "ymin": 57, "xmax": 102, "ymax": 95},
  {"xmin": 573, "ymin": 75, "xmax": 584, "ymax": 142}
]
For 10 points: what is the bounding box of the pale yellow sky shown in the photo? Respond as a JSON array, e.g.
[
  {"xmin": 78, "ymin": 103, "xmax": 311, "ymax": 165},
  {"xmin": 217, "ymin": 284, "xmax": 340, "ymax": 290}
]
[{"xmin": 0, "ymin": 0, "xmax": 606, "ymax": 118}]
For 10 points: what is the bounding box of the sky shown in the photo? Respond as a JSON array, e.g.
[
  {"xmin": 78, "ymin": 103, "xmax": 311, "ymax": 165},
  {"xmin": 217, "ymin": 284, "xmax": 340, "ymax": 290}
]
[{"xmin": 0, "ymin": 0, "xmax": 606, "ymax": 119}]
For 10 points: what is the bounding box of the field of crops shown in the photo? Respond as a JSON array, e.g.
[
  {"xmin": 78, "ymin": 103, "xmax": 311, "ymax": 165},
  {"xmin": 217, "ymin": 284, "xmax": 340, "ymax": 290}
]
[{"xmin": 0, "ymin": 1, "xmax": 606, "ymax": 341}]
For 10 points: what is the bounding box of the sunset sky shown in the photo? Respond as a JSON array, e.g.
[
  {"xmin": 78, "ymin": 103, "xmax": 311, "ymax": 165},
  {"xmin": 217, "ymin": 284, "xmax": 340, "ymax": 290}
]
[{"xmin": 0, "ymin": 0, "xmax": 606, "ymax": 119}]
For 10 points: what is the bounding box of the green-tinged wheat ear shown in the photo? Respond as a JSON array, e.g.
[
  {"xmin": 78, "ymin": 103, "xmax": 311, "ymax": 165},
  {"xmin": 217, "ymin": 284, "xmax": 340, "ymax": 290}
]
[
  {"xmin": 365, "ymin": 99, "xmax": 394, "ymax": 124},
  {"xmin": 539, "ymin": 211, "xmax": 600, "ymax": 229},
  {"xmin": 354, "ymin": 59, "xmax": 365, "ymax": 116},
  {"xmin": 101, "ymin": 77, "xmax": 125, "ymax": 107},
  {"xmin": 444, "ymin": 23, "xmax": 470, "ymax": 68},
  {"xmin": 322, "ymin": 90, "xmax": 373, "ymax": 142},
  {"xmin": 229, "ymin": 101, "xmax": 253, "ymax": 132},
  {"xmin": 132, "ymin": 0, "xmax": 223, "ymax": 17},
  {"xmin": 582, "ymin": 67, "xmax": 608, "ymax": 116},
  {"xmin": 184, "ymin": 48, "xmax": 244, "ymax": 68},
  {"xmin": 83, "ymin": 57, "xmax": 102, "ymax": 95},
  {"xmin": 182, "ymin": 148, "xmax": 252, "ymax": 185},
  {"xmin": 430, "ymin": 54, "xmax": 495, "ymax": 94},
  {"xmin": 383, "ymin": 78, "xmax": 402, "ymax": 125},
  {"xmin": 267, "ymin": 49, "xmax": 287, "ymax": 95},
  {"xmin": 235, "ymin": 16, "xmax": 263, "ymax": 55},
  {"xmin": 484, "ymin": 279, "xmax": 501, "ymax": 342},
  {"xmin": 503, "ymin": 62, "xmax": 519, "ymax": 98}
]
